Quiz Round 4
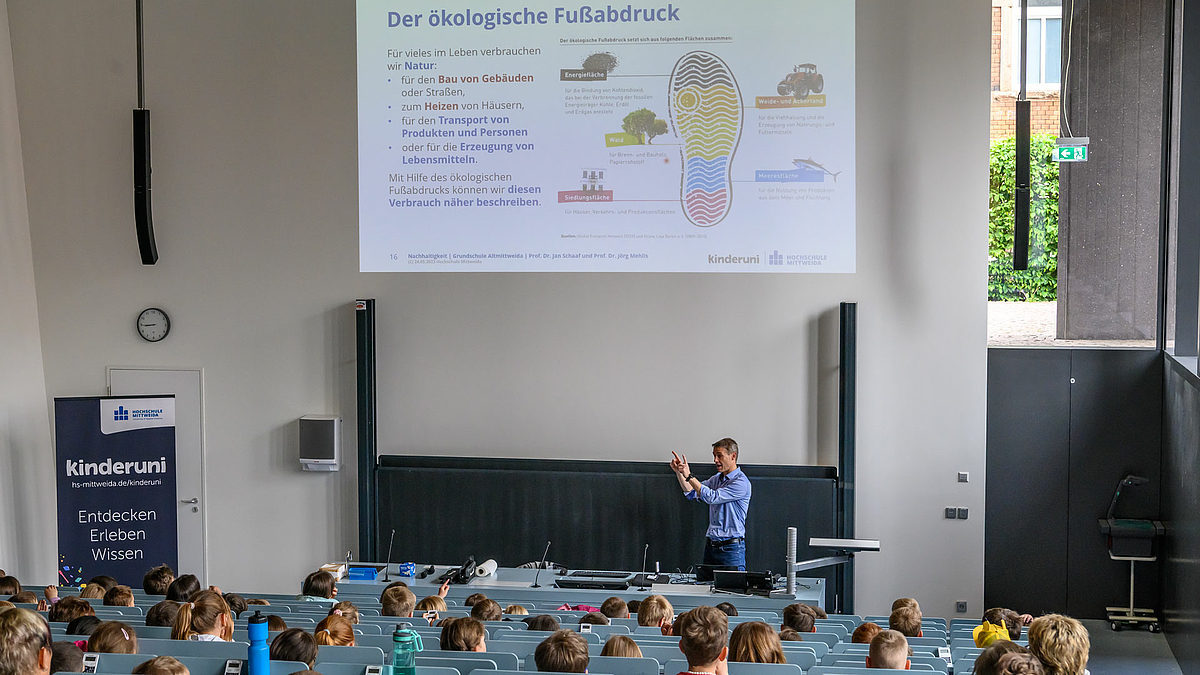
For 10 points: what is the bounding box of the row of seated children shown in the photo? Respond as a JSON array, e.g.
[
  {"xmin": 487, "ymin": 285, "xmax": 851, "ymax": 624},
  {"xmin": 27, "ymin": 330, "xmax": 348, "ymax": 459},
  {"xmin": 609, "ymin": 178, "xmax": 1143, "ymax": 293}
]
[
  {"xmin": 872, "ymin": 596, "xmax": 1091, "ymax": 675},
  {"xmin": 970, "ymin": 603, "xmax": 1090, "ymax": 675}
]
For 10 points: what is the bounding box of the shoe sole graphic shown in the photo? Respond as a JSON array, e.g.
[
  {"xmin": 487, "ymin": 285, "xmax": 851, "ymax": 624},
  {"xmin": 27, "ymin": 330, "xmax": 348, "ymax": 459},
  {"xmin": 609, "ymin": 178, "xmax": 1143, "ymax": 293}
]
[{"xmin": 668, "ymin": 51, "xmax": 743, "ymax": 227}]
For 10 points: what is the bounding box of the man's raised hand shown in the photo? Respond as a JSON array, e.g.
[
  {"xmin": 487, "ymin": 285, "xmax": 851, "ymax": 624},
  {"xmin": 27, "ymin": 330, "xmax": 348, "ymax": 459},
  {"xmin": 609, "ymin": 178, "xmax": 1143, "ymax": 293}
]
[{"xmin": 670, "ymin": 451, "xmax": 690, "ymax": 477}]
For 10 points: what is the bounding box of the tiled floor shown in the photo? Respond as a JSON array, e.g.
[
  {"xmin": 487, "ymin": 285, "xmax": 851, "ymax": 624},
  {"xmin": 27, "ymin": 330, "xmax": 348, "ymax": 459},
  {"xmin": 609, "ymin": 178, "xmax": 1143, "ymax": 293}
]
[{"xmin": 1083, "ymin": 619, "xmax": 1182, "ymax": 675}]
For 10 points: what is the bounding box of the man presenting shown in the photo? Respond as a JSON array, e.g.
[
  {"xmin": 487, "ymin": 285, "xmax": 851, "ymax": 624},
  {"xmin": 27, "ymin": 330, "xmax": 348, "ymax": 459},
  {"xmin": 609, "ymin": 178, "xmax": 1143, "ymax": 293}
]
[{"xmin": 670, "ymin": 438, "xmax": 752, "ymax": 571}]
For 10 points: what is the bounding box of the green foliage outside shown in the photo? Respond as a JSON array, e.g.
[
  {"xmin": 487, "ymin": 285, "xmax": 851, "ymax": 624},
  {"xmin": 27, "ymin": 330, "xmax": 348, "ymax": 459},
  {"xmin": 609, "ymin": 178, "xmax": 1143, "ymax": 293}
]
[{"xmin": 989, "ymin": 133, "xmax": 1059, "ymax": 301}]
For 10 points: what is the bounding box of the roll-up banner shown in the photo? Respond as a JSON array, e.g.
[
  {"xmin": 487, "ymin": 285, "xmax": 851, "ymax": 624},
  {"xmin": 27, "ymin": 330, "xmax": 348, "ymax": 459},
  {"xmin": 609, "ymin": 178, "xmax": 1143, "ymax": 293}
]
[{"xmin": 54, "ymin": 396, "xmax": 177, "ymax": 586}]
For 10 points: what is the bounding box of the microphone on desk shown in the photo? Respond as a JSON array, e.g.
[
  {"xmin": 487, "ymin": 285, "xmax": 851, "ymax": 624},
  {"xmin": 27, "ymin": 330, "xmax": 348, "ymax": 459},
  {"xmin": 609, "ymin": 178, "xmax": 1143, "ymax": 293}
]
[
  {"xmin": 531, "ymin": 540, "xmax": 552, "ymax": 588},
  {"xmin": 381, "ymin": 529, "xmax": 396, "ymax": 582},
  {"xmin": 637, "ymin": 543, "xmax": 650, "ymax": 590}
]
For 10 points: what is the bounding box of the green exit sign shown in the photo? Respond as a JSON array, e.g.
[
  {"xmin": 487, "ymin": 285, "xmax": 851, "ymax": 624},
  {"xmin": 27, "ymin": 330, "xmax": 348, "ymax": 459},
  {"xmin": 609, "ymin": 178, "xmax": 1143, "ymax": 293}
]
[{"xmin": 1054, "ymin": 144, "xmax": 1088, "ymax": 163}]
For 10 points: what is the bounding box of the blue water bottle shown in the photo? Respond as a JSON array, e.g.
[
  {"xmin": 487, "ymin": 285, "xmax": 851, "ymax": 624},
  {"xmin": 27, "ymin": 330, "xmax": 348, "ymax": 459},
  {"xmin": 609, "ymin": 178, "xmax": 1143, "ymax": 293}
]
[
  {"xmin": 391, "ymin": 625, "xmax": 423, "ymax": 675},
  {"xmin": 247, "ymin": 611, "xmax": 268, "ymax": 675}
]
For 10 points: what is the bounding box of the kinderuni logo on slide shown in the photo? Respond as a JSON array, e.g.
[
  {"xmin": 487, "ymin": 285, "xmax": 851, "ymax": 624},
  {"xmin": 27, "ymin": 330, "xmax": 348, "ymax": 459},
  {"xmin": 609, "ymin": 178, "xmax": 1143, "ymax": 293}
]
[
  {"xmin": 707, "ymin": 254, "xmax": 761, "ymax": 265},
  {"xmin": 113, "ymin": 406, "xmax": 129, "ymax": 421},
  {"xmin": 65, "ymin": 456, "xmax": 169, "ymax": 477}
]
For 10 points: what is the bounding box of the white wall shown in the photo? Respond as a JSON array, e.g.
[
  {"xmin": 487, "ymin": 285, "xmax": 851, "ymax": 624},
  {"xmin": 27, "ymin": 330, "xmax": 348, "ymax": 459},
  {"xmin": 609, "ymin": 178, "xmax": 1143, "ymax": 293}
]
[
  {"xmin": 0, "ymin": 0, "xmax": 55, "ymax": 582},
  {"xmin": 6, "ymin": 0, "xmax": 988, "ymax": 616}
]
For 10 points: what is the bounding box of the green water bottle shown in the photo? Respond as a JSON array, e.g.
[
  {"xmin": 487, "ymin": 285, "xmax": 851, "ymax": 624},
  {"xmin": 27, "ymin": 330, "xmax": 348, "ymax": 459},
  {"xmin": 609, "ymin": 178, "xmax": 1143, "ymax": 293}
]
[{"xmin": 391, "ymin": 625, "xmax": 423, "ymax": 675}]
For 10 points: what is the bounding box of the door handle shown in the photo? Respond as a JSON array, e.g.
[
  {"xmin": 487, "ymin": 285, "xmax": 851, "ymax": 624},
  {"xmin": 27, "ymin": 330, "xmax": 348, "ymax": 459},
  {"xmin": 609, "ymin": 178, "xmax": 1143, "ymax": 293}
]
[{"xmin": 181, "ymin": 498, "xmax": 198, "ymax": 504}]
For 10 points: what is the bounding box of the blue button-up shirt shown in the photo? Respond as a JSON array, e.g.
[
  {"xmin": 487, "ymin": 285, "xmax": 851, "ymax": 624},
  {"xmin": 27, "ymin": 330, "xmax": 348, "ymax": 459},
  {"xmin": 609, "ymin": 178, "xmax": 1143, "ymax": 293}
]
[{"xmin": 686, "ymin": 467, "xmax": 752, "ymax": 540}]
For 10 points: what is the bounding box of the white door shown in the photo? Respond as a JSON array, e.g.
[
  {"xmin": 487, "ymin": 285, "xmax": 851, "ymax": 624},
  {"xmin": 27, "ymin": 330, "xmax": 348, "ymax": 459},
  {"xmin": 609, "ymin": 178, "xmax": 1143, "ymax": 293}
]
[{"xmin": 107, "ymin": 367, "xmax": 208, "ymax": 585}]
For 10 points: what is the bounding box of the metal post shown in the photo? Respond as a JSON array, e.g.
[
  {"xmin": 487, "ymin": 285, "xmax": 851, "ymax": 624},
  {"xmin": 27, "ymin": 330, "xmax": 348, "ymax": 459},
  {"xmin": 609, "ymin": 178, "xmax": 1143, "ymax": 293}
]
[
  {"xmin": 356, "ymin": 299, "xmax": 378, "ymax": 560},
  {"xmin": 786, "ymin": 527, "xmax": 797, "ymax": 597},
  {"xmin": 135, "ymin": 0, "xmax": 145, "ymax": 109},
  {"xmin": 1129, "ymin": 561, "xmax": 1136, "ymax": 613},
  {"xmin": 1176, "ymin": 0, "xmax": 1200, "ymax": 355},
  {"xmin": 837, "ymin": 302, "xmax": 857, "ymax": 614},
  {"xmin": 1158, "ymin": 0, "xmax": 1178, "ymax": 351}
]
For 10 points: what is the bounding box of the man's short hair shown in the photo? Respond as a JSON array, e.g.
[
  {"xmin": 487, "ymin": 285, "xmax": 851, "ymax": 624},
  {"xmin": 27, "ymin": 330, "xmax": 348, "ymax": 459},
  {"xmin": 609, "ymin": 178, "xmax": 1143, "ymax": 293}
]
[
  {"xmin": 984, "ymin": 608, "xmax": 1023, "ymax": 641},
  {"xmin": 382, "ymin": 586, "xmax": 416, "ymax": 617},
  {"xmin": 889, "ymin": 606, "xmax": 923, "ymax": 637},
  {"xmin": 8, "ymin": 593, "xmax": 35, "ymax": 605},
  {"xmin": 679, "ymin": 606, "xmax": 729, "ymax": 668},
  {"xmin": 1027, "ymin": 615, "xmax": 1089, "ymax": 675},
  {"xmin": 868, "ymin": 630, "xmax": 910, "ymax": 669},
  {"xmin": 440, "ymin": 617, "xmax": 486, "ymax": 652},
  {"xmin": 145, "ymin": 601, "xmax": 181, "ymax": 628},
  {"xmin": 782, "ymin": 604, "xmax": 815, "ymax": 632},
  {"xmin": 852, "ymin": 622, "xmax": 883, "ymax": 644},
  {"xmin": 996, "ymin": 652, "xmax": 1046, "ymax": 675},
  {"xmin": 470, "ymin": 599, "xmax": 502, "ymax": 622},
  {"xmin": 715, "ymin": 602, "xmax": 739, "ymax": 617},
  {"xmin": 600, "ymin": 597, "xmax": 629, "ymax": 619},
  {"xmin": 51, "ymin": 641, "xmax": 84, "ymax": 674},
  {"xmin": 637, "ymin": 595, "xmax": 673, "ymax": 627},
  {"xmin": 580, "ymin": 612, "xmax": 609, "ymax": 626},
  {"xmin": 712, "ymin": 438, "xmax": 739, "ymax": 458},
  {"xmin": 464, "ymin": 593, "xmax": 488, "ymax": 607},
  {"xmin": 974, "ymin": 642, "xmax": 1028, "ymax": 675},
  {"xmin": 142, "ymin": 566, "xmax": 175, "ymax": 595},
  {"xmin": 103, "ymin": 586, "xmax": 135, "ymax": 607},
  {"xmin": 891, "ymin": 598, "xmax": 919, "ymax": 613},
  {"xmin": 534, "ymin": 629, "xmax": 590, "ymax": 673}
]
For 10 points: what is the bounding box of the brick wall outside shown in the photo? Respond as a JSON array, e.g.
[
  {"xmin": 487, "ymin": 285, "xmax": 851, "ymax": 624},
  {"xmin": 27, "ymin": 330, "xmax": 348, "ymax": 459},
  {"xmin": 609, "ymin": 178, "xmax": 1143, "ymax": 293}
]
[
  {"xmin": 992, "ymin": 93, "xmax": 1060, "ymax": 140},
  {"xmin": 992, "ymin": 7, "xmax": 1002, "ymax": 90}
]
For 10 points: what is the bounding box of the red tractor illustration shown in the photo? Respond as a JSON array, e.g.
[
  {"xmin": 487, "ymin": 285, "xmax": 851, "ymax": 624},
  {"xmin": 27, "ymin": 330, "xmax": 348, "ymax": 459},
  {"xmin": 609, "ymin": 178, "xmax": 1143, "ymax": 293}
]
[{"xmin": 777, "ymin": 63, "xmax": 824, "ymax": 98}]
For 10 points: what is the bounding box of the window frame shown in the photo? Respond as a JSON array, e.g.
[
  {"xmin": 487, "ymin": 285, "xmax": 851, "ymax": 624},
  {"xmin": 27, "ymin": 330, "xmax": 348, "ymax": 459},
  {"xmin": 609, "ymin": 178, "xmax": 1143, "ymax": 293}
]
[{"xmin": 1012, "ymin": 5, "xmax": 1063, "ymax": 90}]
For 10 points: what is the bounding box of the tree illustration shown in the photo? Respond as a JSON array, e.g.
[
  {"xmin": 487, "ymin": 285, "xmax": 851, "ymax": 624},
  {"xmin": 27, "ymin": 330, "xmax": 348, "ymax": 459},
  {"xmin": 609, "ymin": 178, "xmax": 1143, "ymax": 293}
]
[
  {"xmin": 622, "ymin": 108, "xmax": 668, "ymax": 144},
  {"xmin": 649, "ymin": 118, "xmax": 669, "ymax": 144},
  {"xmin": 582, "ymin": 52, "xmax": 619, "ymax": 73}
]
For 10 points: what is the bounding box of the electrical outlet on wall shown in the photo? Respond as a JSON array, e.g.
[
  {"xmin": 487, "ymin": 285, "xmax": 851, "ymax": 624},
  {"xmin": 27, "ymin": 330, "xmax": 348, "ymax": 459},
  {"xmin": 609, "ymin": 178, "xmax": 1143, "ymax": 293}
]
[
  {"xmin": 956, "ymin": 601, "xmax": 967, "ymax": 613},
  {"xmin": 945, "ymin": 508, "xmax": 957, "ymax": 519},
  {"xmin": 958, "ymin": 472, "xmax": 969, "ymax": 483},
  {"xmin": 957, "ymin": 507, "xmax": 969, "ymax": 520}
]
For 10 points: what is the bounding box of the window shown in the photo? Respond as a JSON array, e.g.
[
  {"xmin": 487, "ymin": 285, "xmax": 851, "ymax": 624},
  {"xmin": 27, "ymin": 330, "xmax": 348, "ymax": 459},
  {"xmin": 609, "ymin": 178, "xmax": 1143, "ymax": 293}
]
[
  {"xmin": 1015, "ymin": 8, "xmax": 1063, "ymax": 89},
  {"xmin": 989, "ymin": 0, "xmax": 1164, "ymax": 348}
]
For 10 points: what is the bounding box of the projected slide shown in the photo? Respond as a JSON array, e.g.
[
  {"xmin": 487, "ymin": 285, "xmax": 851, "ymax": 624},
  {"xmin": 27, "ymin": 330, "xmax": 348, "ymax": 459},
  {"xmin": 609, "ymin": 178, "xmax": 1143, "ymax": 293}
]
[{"xmin": 357, "ymin": 1, "xmax": 854, "ymax": 272}]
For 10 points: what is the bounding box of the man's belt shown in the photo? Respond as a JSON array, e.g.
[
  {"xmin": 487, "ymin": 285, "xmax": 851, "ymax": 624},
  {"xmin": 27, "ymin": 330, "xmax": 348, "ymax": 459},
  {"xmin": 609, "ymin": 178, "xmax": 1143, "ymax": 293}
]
[{"xmin": 708, "ymin": 536, "xmax": 745, "ymax": 545}]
